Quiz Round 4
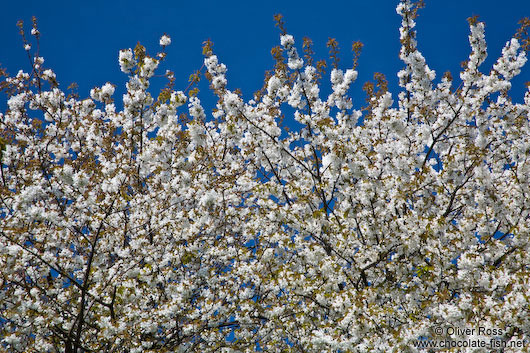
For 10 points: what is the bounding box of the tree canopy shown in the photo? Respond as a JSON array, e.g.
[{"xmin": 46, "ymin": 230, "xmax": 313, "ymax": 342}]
[{"xmin": 1, "ymin": 1, "xmax": 530, "ymax": 352}]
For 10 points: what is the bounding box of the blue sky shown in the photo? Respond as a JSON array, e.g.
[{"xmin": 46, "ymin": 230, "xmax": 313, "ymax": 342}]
[{"xmin": 1, "ymin": 0, "xmax": 530, "ymax": 108}]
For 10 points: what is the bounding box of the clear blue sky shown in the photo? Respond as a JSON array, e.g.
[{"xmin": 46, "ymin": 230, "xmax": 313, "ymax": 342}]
[{"xmin": 1, "ymin": 0, "xmax": 530, "ymax": 108}]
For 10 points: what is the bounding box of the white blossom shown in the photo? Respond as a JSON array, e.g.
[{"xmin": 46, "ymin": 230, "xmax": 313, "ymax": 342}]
[
  {"xmin": 119, "ymin": 48, "xmax": 135, "ymax": 73},
  {"xmin": 159, "ymin": 34, "xmax": 171, "ymax": 46}
]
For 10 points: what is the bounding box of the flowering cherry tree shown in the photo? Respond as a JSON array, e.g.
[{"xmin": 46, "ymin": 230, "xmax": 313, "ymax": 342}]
[{"xmin": 1, "ymin": 1, "xmax": 530, "ymax": 352}]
